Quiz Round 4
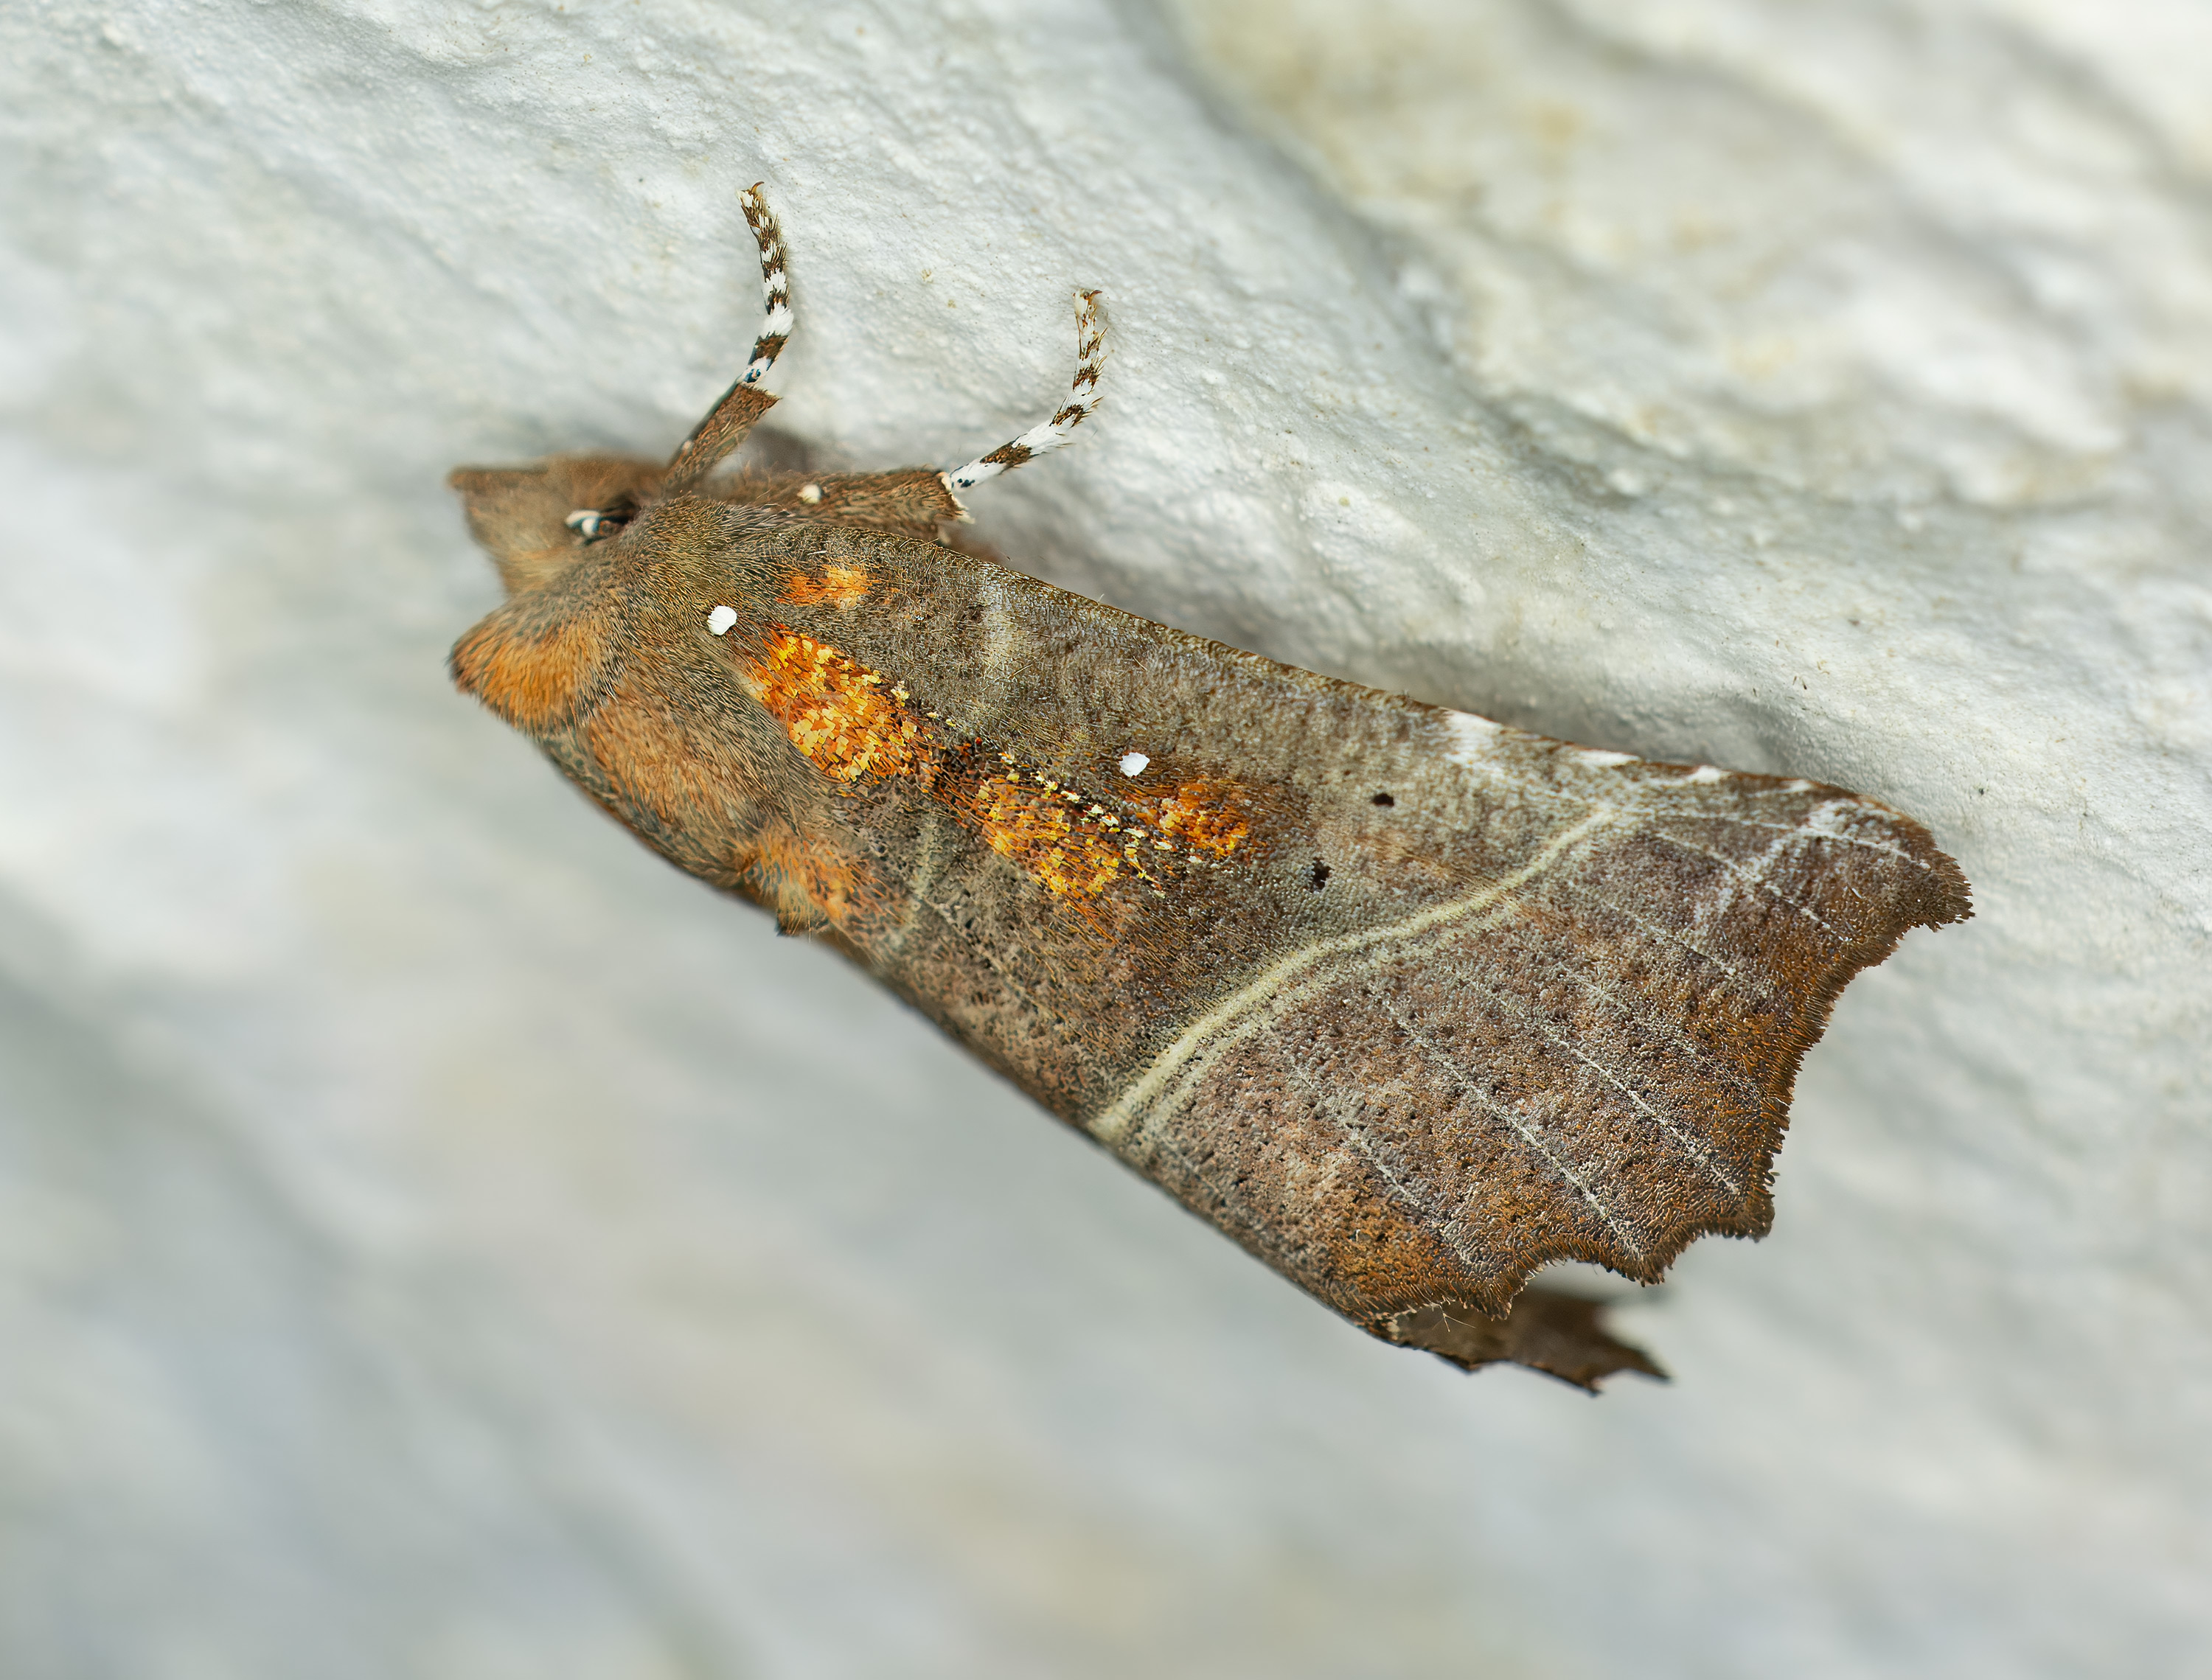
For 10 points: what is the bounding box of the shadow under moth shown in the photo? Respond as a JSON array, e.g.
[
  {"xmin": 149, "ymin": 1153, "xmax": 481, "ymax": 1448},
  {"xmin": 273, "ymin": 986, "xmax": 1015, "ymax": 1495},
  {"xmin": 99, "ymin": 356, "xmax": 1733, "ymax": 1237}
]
[{"xmin": 450, "ymin": 187, "xmax": 1972, "ymax": 1390}]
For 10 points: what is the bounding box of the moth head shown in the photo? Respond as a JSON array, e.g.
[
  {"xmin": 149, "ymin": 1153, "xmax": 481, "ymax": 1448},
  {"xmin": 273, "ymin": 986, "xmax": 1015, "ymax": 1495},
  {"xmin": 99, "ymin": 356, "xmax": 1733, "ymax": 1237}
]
[
  {"xmin": 448, "ymin": 454, "xmax": 658, "ymax": 733},
  {"xmin": 448, "ymin": 454, "xmax": 665, "ymax": 596}
]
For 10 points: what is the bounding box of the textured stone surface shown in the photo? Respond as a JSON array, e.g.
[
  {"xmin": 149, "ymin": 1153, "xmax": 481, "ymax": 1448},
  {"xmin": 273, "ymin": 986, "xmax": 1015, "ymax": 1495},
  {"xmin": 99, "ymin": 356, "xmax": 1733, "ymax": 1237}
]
[{"xmin": 1, "ymin": 1, "xmax": 2205, "ymax": 1675}]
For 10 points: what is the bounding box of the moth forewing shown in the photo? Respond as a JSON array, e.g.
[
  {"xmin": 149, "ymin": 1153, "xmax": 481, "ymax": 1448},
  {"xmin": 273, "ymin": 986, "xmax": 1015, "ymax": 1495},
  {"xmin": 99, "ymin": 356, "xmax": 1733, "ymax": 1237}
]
[
  {"xmin": 451, "ymin": 187, "xmax": 1969, "ymax": 1390},
  {"xmin": 744, "ymin": 526, "xmax": 1969, "ymax": 1312}
]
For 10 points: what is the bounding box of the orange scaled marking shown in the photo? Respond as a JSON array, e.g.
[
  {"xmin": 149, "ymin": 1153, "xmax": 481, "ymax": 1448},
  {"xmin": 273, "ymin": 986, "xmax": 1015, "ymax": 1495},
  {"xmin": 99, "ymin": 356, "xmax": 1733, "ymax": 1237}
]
[
  {"xmin": 781, "ymin": 562, "xmax": 871, "ymax": 607},
  {"xmin": 747, "ymin": 625, "xmax": 1160, "ymax": 913},
  {"xmin": 1127, "ymin": 780, "xmax": 1251, "ymax": 858},
  {"xmin": 954, "ymin": 769, "xmax": 1126, "ymax": 900},
  {"xmin": 749, "ymin": 629, "xmax": 936, "ymax": 784}
]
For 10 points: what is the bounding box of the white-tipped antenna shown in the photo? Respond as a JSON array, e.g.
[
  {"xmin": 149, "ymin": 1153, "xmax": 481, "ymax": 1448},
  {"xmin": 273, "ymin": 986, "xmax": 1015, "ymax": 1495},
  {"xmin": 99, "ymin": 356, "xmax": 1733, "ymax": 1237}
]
[
  {"xmin": 737, "ymin": 184, "xmax": 793, "ymax": 387},
  {"xmin": 944, "ymin": 290, "xmax": 1106, "ymax": 492}
]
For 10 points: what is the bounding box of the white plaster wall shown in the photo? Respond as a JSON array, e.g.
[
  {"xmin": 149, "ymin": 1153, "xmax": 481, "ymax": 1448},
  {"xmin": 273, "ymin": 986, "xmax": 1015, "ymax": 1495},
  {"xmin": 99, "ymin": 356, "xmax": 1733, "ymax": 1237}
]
[{"xmin": 1, "ymin": 1, "xmax": 2205, "ymax": 1675}]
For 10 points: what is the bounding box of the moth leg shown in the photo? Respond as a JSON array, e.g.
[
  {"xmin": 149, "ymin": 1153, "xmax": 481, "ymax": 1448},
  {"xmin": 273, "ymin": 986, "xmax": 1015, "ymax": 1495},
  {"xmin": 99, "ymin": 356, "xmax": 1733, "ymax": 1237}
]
[
  {"xmin": 942, "ymin": 289, "xmax": 1107, "ymax": 495},
  {"xmin": 662, "ymin": 183, "xmax": 794, "ymax": 495}
]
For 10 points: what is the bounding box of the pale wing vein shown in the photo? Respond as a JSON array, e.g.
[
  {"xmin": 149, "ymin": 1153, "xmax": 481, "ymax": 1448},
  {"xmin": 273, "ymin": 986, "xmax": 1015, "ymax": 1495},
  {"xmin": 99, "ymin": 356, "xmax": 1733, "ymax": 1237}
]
[
  {"xmin": 1278, "ymin": 1052, "xmax": 1495, "ymax": 1281},
  {"xmin": 1446, "ymin": 755, "xmax": 1936, "ymax": 874},
  {"xmin": 1651, "ymin": 828, "xmax": 1846, "ymax": 941},
  {"xmin": 1571, "ymin": 887, "xmax": 1763, "ymax": 994},
  {"xmin": 1091, "ymin": 810, "xmax": 1620, "ymax": 1148},
  {"xmin": 1372, "ymin": 990, "xmax": 1647, "ymax": 1261},
  {"xmin": 1445, "ymin": 969, "xmax": 1744, "ymax": 1199}
]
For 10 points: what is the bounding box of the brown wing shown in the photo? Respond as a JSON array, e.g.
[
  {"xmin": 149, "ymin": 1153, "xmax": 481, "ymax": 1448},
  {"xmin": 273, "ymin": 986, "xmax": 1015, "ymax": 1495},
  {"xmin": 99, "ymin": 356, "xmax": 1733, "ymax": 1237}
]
[
  {"xmin": 1087, "ymin": 755, "xmax": 1969, "ymax": 1324},
  {"xmin": 743, "ymin": 524, "xmax": 1970, "ymax": 1336}
]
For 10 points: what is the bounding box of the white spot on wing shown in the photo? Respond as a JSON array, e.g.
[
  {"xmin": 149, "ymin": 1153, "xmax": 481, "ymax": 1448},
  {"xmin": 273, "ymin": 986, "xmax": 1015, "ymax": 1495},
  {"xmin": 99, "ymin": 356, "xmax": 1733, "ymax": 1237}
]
[
  {"xmin": 706, "ymin": 604, "xmax": 737, "ymax": 635},
  {"xmin": 1441, "ymin": 710, "xmax": 1501, "ymax": 767},
  {"xmin": 1576, "ymin": 748, "xmax": 1636, "ymax": 767},
  {"xmin": 1119, "ymin": 751, "xmax": 1150, "ymax": 776},
  {"xmin": 798, "ymin": 483, "xmax": 822, "ymax": 503},
  {"xmin": 1686, "ymin": 764, "xmax": 1728, "ymax": 783}
]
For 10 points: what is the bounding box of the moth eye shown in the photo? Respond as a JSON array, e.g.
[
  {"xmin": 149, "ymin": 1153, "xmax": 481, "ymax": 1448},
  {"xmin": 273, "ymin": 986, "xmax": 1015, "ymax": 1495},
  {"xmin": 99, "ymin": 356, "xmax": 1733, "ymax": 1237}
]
[{"xmin": 563, "ymin": 494, "xmax": 639, "ymax": 545}]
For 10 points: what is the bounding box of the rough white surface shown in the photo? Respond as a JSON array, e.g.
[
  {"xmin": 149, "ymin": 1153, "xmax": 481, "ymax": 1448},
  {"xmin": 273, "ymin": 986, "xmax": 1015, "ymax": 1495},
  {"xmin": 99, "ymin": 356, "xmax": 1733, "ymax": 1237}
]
[{"xmin": 2, "ymin": 0, "xmax": 2207, "ymax": 1674}]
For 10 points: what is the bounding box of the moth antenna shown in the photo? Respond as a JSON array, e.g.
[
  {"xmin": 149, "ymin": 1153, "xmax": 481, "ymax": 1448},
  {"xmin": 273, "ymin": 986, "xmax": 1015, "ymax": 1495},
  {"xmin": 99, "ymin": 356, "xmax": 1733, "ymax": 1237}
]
[
  {"xmin": 663, "ymin": 182, "xmax": 792, "ymax": 495},
  {"xmin": 942, "ymin": 289, "xmax": 1106, "ymax": 493},
  {"xmin": 737, "ymin": 182, "xmax": 793, "ymax": 387}
]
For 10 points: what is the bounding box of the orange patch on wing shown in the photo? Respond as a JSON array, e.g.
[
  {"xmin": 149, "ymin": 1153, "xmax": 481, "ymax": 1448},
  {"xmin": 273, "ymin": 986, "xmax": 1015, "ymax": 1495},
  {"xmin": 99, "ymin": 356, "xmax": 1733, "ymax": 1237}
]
[
  {"xmin": 952, "ymin": 767, "xmax": 1127, "ymax": 900},
  {"xmin": 748, "ymin": 629, "xmax": 936, "ymax": 784},
  {"xmin": 742, "ymin": 627, "xmax": 1175, "ymax": 914},
  {"xmin": 781, "ymin": 562, "xmax": 871, "ymax": 607},
  {"xmin": 1126, "ymin": 780, "xmax": 1252, "ymax": 858}
]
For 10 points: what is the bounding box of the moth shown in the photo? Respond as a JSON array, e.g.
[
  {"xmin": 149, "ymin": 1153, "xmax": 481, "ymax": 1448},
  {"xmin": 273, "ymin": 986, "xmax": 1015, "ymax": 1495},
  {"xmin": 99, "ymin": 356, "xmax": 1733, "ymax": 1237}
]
[{"xmin": 450, "ymin": 187, "xmax": 1971, "ymax": 1389}]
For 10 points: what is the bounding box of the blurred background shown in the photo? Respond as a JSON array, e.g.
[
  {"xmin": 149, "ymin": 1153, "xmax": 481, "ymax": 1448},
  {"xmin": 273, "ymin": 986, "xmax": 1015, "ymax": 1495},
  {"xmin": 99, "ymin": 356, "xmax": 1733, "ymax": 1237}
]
[{"xmin": 2, "ymin": 1, "xmax": 2207, "ymax": 1675}]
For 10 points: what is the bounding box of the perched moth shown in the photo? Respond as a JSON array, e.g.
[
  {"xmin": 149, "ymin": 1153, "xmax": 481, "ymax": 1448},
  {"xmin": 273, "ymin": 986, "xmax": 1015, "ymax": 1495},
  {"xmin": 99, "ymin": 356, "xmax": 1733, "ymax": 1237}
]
[{"xmin": 451, "ymin": 187, "xmax": 1971, "ymax": 1389}]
